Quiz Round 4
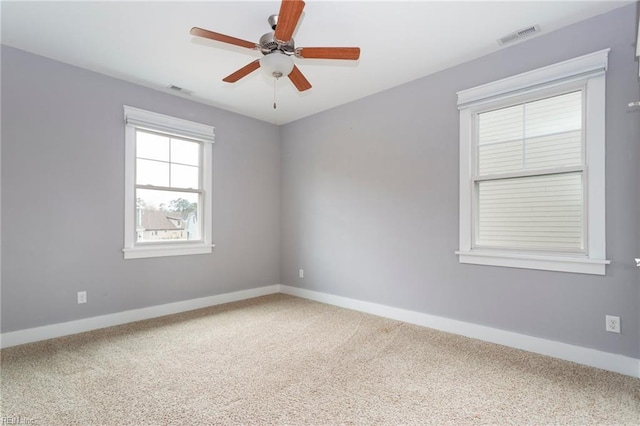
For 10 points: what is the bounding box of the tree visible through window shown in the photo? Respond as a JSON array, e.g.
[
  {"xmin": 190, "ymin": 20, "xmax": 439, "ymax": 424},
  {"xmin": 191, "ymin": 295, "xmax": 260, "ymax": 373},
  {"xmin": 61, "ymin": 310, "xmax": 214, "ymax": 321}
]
[{"xmin": 134, "ymin": 129, "xmax": 202, "ymax": 243}]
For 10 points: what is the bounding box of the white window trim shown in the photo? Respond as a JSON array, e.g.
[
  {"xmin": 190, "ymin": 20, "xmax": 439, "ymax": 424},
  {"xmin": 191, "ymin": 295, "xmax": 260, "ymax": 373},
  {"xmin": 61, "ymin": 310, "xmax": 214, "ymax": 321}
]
[
  {"xmin": 456, "ymin": 49, "xmax": 610, "ymax": 275},
  {"xmin": 123, "ymin": 106, "xmax": 214, "ymax": 259},
  {"xmin": 637, "ymin": 21, "xmax": 640, "ymax": 77}
]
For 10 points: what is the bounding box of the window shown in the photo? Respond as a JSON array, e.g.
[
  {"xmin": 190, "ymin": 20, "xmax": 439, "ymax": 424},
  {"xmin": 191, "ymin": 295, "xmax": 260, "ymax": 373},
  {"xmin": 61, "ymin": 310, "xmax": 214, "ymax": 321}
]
[
  {"xmin": 456, "ymin": 50, "xmax": 610, "ymax": 275},
  {"xmin": 123, "ymin": 106, "xmax": 214, "ymax": 259}
]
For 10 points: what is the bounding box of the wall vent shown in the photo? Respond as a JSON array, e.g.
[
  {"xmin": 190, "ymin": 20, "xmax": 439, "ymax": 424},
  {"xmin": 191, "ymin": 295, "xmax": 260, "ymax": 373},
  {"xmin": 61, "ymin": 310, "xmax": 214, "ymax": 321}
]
[{"xmin": 498, "ymin": 24, "xmax": 541, "ymax": 45}]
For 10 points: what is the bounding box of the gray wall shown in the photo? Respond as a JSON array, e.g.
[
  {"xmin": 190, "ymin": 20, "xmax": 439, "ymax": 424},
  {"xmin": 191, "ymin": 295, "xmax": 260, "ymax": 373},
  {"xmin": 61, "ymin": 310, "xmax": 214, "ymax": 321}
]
[
  {"xmin": 280, "ymin": 4, "xmax": 640, "ymax": 358},
  {"xmin": 1, "ymin": 45, "xmax": 281, "ymax": 332}
]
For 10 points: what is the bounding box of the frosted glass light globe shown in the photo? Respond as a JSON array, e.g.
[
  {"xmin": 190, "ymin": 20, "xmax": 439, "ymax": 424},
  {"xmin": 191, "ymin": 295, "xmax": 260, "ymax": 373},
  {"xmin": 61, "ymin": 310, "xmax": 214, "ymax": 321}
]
[{"xmin": 259, "ymin": 51, "xmax": 294, "ymax": 78}]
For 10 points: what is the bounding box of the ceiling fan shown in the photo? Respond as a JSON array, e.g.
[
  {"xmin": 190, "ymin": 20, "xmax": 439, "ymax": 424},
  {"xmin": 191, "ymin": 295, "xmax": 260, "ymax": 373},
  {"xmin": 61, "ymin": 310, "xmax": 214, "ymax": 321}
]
[{"xmin": 190, "ymin": 0, "xmax": 360, "ymax": 92}]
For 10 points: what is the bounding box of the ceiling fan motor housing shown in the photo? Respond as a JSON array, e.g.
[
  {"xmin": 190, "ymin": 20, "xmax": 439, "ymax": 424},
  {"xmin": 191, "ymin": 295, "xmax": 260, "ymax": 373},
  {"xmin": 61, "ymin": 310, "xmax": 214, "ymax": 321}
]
[{"xmin": 259, "ymin": 31, "xmax": 295, "ymax": 55}]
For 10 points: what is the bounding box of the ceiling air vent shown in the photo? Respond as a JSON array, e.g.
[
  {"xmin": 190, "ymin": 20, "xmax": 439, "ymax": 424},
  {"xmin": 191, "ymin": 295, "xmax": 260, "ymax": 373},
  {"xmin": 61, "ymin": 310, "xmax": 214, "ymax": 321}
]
[
  {"xmin": 498, "ymin": 24, "xmax": 541, "ymax": 45},
  {"xmin": 168, "ymin": 85, "xmax": 193, "ymax": 96}
]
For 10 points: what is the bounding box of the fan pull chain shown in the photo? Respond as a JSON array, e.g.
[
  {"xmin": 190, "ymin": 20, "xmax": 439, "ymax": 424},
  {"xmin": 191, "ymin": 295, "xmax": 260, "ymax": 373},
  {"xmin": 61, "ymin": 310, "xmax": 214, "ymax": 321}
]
[{"xmin": 273, "ymin": 77, "xmax": 277, "ymax": 109}]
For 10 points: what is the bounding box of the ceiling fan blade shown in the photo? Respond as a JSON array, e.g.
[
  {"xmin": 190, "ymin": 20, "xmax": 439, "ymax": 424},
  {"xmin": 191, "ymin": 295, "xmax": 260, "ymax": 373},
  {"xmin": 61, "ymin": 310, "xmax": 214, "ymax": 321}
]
[
  {"xmin": 223, "ymin": 60, "xmax": 261, "ymax": 83},
  {"xmin": 190, "ymin": 27, "xmax": 257, "ymax": 50},
  {"xmin": 297, "ymin": 47, "xmax": 361, "ymax": 60},
  {"xmin": 273, "ymin": 0, "xmax": 305, "ymax": 43},
  {"xmin": 288, "ymin": 65, "xmax": 312, "ymax": 92}
]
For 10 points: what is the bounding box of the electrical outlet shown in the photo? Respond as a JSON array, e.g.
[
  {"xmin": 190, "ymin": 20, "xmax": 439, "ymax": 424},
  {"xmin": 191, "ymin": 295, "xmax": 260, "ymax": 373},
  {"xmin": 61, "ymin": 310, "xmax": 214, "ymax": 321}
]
[
  {"xmin": 77, "ymin": 291, "xmax": 87, "ymax": 304},
  {"xmin": 299, "ymin": 269, "xmax": 304, "ymax": 279},
  {"xmin": 605, "ymin": 315, "xmax": 620, "ymax": 333}
]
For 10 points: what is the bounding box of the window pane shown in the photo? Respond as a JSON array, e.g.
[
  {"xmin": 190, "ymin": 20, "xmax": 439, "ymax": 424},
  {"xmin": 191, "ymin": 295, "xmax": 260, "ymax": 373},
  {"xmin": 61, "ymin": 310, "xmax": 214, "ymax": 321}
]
[
  {"xmin": 478, "ymin": 140, "xmax": 523, "ymax": 175},
  {"xmin": 525, "ymin": 130, "xmax": 582, "ymax": 170},
  {"xmin": 477, "ymin": 173, "xmax": 583, "ymax": 251},
  {"xmin": 171, "ymin": 164, "xmax": 199, "ymax": 189},
  {"xmin": 137, "ymin": 159, "xmax": 169, "ymax": 186},
  {"xmin": 136, "ymin": 131, "xmax": 169, "ymax": 161},
  {"xmin": 478, "ymin": 104, "xmax": 523, "ymax": 145},
  {"xmin": 478, "ymin": 105, "xmax": 524, "ymax": 175},
  {"xmin": 171, "ymin": 138, "xmax": 199, "ymax": 166},
  {"xmin": 136, "ymin": 189, "xmax": 200, "ymax": 242},
  {"xmin": 525, "ymin": 91, "xmax": 581, "ymax": 139}
]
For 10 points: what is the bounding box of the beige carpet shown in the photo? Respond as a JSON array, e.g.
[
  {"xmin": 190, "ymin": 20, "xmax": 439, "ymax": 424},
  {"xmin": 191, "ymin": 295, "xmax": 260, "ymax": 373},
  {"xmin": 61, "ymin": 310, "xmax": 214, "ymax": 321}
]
[{"xmin": 1, "ymin": 294, "xmax": 638, "ymax": 425}]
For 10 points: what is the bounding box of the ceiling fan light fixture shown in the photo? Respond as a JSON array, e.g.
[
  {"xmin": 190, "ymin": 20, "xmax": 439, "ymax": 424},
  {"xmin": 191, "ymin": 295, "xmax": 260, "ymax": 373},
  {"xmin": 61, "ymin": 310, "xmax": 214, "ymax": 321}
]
[
  {"xmin": 259, "ymin": 51, "xmax": 294, "ymax": 79},
  {"xmin": 190, "ymin": 0, "xmax": 359, "ymax": 92}
]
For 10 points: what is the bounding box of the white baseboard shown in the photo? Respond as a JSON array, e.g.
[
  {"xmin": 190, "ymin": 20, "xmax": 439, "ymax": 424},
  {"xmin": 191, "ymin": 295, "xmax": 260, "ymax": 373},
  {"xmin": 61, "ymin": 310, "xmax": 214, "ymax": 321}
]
[
  {"xmin": 2, "ymin": 283, "xmax": 638, "ymax": 379},
  {"xmin": 0, "ymin": 285, "xmax": 280, "ymax": 349},
  {"xmin": 280, "ymin": 285, "xmax": 640, "ymax": 379}
]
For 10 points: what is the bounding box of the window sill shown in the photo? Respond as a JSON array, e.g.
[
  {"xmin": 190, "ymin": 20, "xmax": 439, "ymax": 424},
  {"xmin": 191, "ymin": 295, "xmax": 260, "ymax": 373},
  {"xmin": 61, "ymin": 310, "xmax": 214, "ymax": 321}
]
[
  {"xmin": 123, "ymin": 244, "xmax": 214, "ymax": 260},
  {"xmin": 455, "ymin": 250, "xmax": 610, "ymax": 275}
]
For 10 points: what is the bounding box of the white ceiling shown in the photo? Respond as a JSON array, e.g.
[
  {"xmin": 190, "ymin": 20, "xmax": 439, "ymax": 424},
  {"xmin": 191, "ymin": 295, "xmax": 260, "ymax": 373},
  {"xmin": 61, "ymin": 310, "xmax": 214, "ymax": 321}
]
[{"xmin": 1, "ymin": 1, "xmax": 632, "ymax": 124}]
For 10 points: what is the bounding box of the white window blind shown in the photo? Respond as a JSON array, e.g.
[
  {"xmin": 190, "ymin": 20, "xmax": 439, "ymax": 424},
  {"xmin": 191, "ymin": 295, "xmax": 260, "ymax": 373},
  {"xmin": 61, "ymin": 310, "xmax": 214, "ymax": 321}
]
[
  {"xmin": 474, "ymin": 91, "xmax": 585, "ymax": 252},
  {"xmin": 477, "ymin": 173, "xmax": 583, "ymax": 250}
]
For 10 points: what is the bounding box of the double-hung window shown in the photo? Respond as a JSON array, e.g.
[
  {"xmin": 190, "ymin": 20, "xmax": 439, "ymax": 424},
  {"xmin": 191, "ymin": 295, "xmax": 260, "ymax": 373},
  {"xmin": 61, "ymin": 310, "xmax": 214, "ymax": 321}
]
[
  {"xmin": 456, "ymin": 50, "xmax": 610, "ymax": 275},
  {"xmin": 123, "ymin": 106, "xmax": 214, "ymax": 259}
]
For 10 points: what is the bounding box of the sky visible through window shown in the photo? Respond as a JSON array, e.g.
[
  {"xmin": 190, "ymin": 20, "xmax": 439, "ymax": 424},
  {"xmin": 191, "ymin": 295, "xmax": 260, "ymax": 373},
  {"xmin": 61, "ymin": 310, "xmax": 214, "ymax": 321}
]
[{"xmin": 135, "ymin": 130, "xmax": 200, "ymax": 209}]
